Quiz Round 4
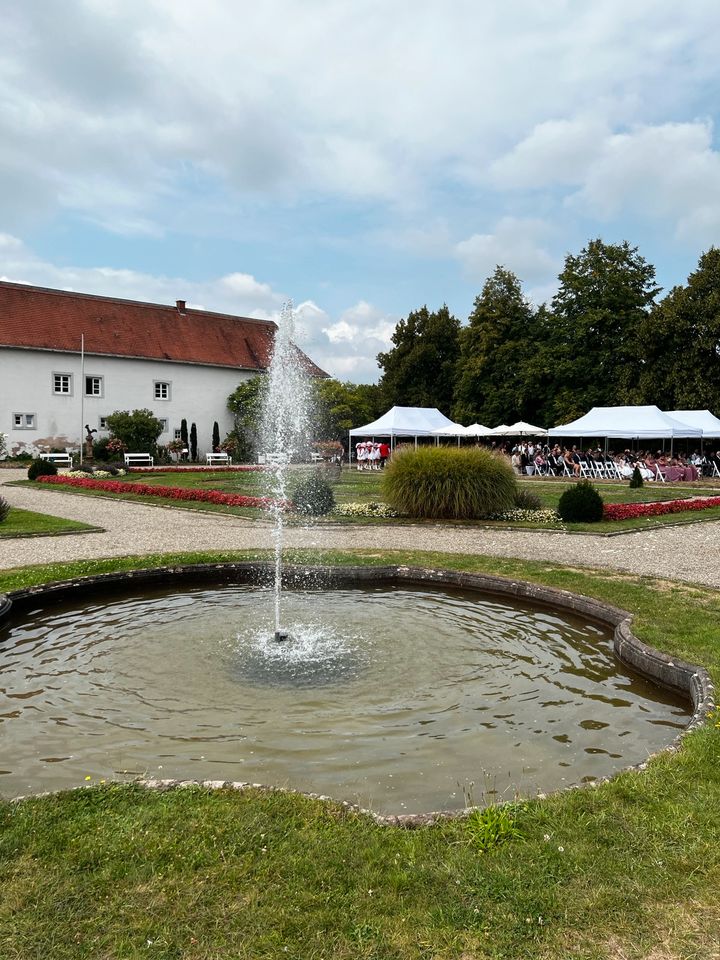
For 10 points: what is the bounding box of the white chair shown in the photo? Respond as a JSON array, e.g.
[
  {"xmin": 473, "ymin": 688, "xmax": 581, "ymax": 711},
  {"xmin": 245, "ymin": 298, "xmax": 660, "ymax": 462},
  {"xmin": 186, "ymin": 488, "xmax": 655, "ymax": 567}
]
[{"xmin": 654, "ymin": 464, "xmax": 666, "ymax": 483}]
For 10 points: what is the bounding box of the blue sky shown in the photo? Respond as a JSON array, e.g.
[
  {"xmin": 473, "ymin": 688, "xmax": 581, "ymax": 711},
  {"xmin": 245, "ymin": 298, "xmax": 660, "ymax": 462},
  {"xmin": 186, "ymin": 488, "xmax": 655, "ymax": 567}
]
[{"xmin": 2, "ymin": 0, "xmax": 720, "ymax": 381}]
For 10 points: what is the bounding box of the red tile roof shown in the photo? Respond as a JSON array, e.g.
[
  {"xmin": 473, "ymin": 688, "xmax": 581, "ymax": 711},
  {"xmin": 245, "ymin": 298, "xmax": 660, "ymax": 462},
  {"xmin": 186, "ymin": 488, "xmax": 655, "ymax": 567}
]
[{"xmin": 0, "ymin": 281, "xmax": 327, "ymax": 376}]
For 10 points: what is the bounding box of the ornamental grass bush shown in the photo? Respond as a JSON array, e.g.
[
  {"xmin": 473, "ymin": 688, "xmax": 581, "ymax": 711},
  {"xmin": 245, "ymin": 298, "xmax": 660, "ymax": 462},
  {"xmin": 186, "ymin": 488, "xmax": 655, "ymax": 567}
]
[
  {"xmin": 27, "ymin": 458, "xmax": 58, "ymax": 481},
  {"xmin": 513, "ymin": 487, "xmax": 543, "ymax": 511},
  {"xmin": 0, "ymin": 494, "xmax": 9, "ymax": 523},
  {"xmin": 557, "ymin": 479, "xmax": 604, "ymax": 523},
  {"xmin": 382, "ymin": 446, "xmax": 516, "ymax": 520}
]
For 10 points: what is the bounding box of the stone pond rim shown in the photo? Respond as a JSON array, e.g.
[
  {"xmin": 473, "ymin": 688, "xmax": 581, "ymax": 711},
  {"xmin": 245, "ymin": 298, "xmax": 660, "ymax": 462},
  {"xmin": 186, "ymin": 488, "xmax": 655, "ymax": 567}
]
[{"xmin": 1, "ymin": 562, "xmax": 715, "ymax": 826}]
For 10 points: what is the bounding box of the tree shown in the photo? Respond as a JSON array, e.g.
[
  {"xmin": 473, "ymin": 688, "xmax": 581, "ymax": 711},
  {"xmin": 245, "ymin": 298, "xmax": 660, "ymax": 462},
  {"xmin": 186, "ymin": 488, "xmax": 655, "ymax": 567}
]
[
  {"xmin": 212, "ymin": 421, "xmax": 220, "ymax": 452},
  {"xmin": 546, "ymin": 239, "xmax": 661, "ymax": 423},
  {"xmin": 227, "ymin": 376, "xmax": 266, "ymax": 461},
  {"xmin": 312, "ymin": 379, "xmax": 384, "ymax": 441},
  {"xmin": 106, "ymin": 409, "xmax": 163, "ymax": 454},
  {"xmin": 636, "ymin": 248, "xmax": 720, "ymax": 411},
  {"xmin": 190, "ymin": 422, "xmax": 198, "ymax": 461},
  {"xmin": 377, "ymin": 305, "xmax": 460, "ymax": 412},
  {"xmin": 180, "ymin": 418, "xmax": 188, "ymax": 450},
  {"xmin": 453, "ymin": 267, "xmax": 544, "ymax": 426}
]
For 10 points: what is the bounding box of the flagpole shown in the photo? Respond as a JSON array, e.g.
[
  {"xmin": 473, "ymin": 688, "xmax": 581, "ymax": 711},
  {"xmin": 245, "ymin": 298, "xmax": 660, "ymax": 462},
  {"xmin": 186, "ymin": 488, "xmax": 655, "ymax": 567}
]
[{"xmin": 79, "ymin": 334, "xmax": 85, "ymax": 465}]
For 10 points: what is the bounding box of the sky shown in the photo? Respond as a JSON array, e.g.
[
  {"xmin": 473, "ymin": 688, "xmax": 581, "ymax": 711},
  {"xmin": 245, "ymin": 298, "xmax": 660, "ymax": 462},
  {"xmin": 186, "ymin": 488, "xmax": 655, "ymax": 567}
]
[{"xmin": 2, "ymin": 0, "xmax": 720, "ymax": 382}]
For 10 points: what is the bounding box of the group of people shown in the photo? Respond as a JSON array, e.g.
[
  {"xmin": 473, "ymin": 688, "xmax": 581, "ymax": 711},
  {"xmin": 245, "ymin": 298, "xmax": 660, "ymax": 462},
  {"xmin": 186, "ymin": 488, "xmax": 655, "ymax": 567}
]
[
  {"xmin": 508, "ymin": 441, "xmax": 720, "ymax": 481},
  {"xmin": 355, "ymin": 440, "xmax": 390, "ymax": 469}
]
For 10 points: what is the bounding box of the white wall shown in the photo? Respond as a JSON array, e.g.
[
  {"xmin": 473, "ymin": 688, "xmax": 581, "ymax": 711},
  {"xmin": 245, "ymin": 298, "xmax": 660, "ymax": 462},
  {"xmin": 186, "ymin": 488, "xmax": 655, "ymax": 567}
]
[{"xmin": 0, "ymin": 347, "xmax": 256, "ymax": 457}]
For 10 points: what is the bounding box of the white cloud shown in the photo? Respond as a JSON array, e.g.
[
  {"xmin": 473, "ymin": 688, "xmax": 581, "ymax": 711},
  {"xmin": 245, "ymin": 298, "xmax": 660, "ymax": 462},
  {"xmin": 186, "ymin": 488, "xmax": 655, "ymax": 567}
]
[
  {"xmin": 454, "ymin": 217, "xmax": 559, "ymax": 283},
  {"xmin": 568, "ymin": 121, "xmax": 720, "ymax": 243}
]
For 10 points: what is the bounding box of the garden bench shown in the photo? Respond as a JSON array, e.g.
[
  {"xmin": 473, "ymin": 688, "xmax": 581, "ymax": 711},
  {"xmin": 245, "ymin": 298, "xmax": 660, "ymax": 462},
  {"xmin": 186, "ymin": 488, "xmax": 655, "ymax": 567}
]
[
  {"xmin": 257, "ymin": 453, "xmax": 284, "ymax": 465},
  {"xmin": 206, "ymin": 452, "xmax": 232, "ymax": 466},
  {"xmin": 40, "ymin": 452, "xmax": 72, "ymax": 468},
  {"xmin": 124, "ymin": 452, "xmax": 154, "ymax": 468}
]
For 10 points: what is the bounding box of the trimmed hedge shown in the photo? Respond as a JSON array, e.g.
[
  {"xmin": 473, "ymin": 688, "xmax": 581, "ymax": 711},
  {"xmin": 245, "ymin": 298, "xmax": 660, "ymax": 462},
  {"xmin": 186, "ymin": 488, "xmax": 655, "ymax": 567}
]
[
  {"xmin": 382, "ymin": 446, "xmax": 517, "ymax": 520},
  {"xmin": 557, "ymin": 480, "xmax": 604, "ymax": 523},
  {"xmin": 27, "ymin": 459, "xmax": 58, "ymax": 481}
]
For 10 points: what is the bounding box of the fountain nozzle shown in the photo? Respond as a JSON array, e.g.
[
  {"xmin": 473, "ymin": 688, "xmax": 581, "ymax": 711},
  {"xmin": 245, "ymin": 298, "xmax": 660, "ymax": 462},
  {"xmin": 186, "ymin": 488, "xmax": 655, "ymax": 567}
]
[{"xmin": 274, "ymin": 630, "xmax": 290, "ymax": 642}]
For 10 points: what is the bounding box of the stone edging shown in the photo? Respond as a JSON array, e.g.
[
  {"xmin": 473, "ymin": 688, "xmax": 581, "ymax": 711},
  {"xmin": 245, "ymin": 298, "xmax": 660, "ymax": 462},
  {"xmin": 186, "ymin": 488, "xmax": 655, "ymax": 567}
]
[{"xmin": 2, "ymin": 563, "xmax": 715, "ymax": 826}]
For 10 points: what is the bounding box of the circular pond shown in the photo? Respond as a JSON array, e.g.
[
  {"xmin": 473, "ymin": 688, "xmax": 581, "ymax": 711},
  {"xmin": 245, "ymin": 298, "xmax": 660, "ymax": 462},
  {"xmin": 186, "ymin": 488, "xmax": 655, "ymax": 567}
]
[{"xmin": 0, "ymin": 580, "xmax": 688, "ymax": 814}]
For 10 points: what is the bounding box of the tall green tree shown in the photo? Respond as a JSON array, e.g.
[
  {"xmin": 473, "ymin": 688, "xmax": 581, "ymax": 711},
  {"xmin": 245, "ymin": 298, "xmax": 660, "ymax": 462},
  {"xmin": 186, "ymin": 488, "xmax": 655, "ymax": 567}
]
[
  {"xmin": 453, "ymin": 267, "xmax": 543, "ymax": 426},
  {"xmin": 546, "ymin": 239, "xmax": 661, "ymax": 423},
  {"xmin": 377, "ymin": 305, "xmax": 460, "ymax": 412},
  {"xmin": 312, "ymin": 379, "xmax": 383, "ymax": 440},
  {"xmin": 636, "ymin": 248, "xmax": 720, "ymax": 411}
]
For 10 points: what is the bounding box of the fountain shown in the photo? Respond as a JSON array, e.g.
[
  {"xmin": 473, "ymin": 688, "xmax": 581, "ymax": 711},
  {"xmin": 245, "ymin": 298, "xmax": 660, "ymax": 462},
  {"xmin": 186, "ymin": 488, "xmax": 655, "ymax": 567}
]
[
  {"xmin": 260, "ymin": 300, "xmax": 312, "ymax": 642},
  {"xmin": 0, "ymin": 304, "xmax": 713, "ymax": 816}
]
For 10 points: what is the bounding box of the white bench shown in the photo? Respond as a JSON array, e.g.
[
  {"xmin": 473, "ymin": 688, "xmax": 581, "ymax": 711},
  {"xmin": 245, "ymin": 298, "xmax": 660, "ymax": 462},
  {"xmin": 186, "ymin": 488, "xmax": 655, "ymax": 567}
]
[
  {"xmin": 40, "ymin": 452, "xmax": 72, "ymax": 468},
  {"xmin": 206, "ymin": 452, "xmax": 232, "ymax": 466},
  {"xmin": 257, "ymin": 453, "xmax": 284, "ymax": 465},
  {"xmin": 124, "ymin": 452, "xmax": 154, "ymax": 468}
]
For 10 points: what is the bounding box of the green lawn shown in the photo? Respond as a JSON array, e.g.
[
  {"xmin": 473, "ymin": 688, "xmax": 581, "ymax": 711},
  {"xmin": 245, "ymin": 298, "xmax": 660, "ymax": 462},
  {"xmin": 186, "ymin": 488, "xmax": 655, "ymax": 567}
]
[
  {"xmin": 0, "ymin": 506, "xmax": 101, "ymax": 539},
  {"xmin": 0, "ymin": 548, "xmax": 719, "ymax": 959},
  {"xmin": 16, "ymin": 467, "xmax": 720, "ymax": 534}
]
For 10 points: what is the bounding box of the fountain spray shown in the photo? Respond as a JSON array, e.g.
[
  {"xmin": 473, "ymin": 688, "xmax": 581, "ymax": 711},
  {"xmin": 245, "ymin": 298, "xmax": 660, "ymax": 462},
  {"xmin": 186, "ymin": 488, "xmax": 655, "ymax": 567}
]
[{"xmin": 261, "ymin": 301, "xmax": 312, "ymax": 641}]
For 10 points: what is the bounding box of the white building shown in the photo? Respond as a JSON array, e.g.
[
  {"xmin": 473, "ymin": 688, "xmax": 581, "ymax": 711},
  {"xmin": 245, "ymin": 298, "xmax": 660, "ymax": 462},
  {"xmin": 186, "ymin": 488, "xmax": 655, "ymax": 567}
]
[{"xmin": 0, "ymin": 281, "xmax": 326, "ymax": 458}]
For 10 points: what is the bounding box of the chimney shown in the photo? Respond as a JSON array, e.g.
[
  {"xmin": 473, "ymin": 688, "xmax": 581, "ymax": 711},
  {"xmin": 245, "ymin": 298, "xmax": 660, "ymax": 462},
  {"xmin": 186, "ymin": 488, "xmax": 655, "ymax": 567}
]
[{"xmin": 176, "ymin": 299, "xmax": 186, "ymax": 313}]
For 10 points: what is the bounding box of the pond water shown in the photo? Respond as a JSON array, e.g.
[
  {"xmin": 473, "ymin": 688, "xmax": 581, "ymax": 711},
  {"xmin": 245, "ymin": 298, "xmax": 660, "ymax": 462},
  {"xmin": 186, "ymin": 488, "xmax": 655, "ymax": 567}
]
[{"xmin": 0, "ymin": 583, "xmax": 688, "ymax": 813}]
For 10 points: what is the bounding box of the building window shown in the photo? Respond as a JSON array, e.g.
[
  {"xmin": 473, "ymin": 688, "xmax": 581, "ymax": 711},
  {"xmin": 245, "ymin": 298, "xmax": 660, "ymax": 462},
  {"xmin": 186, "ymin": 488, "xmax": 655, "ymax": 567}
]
[
  {"xmin": 158, "ymin": 418, "xmax": 168, "ymax": 433},
  {"xmin": 154, "ymin": 381, "xmax": 171, "ymax": 400},
  {"xmin": 99, "ymin": 416, "xmax": 109, "ymax": 430},
  {"xmin": 13, "ymin": 413, "xmax": 36, "ymax": 430},
  {"xmin": 53, "ymin": 373, "xmax": 73, "ymax": 395},
  {"xmin": 85, "ymin": 376, "xmax": 103, "ymax": 397},
  {"xmin": 173, "ymin": 428, "xmax": 182, "ymax": 440}
]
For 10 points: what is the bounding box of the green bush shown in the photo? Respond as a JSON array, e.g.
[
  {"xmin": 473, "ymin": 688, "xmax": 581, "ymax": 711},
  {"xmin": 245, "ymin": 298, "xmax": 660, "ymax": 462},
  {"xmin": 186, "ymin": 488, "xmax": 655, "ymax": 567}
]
[
  {"xmin": 291, "ymin": 469, "xmax": 336, "ymax": 516},
  {"xmin": 0, "ymin": 495, "xmax": 9, "ymax": 523},
  {"xmin": 27, "ymin": 459, "xmax": 58, "ymax": 481},
  {"xmin": 382, "ymin": 446, "xmax": 516, "ymax": 520},
  {"xmin": 106, "ymin": 409, "xmax": 162, "ymax": 455},
  {"xmin": 514, "ymin": 487, "xmax": 543, "ymax": 511},
  {"xmin": 629, "ymin": 465, "xmax": 644, "ymax": 488},
  {"xmin": 557, "ymin": 480, "xmax": 604, "ymax": 523}
]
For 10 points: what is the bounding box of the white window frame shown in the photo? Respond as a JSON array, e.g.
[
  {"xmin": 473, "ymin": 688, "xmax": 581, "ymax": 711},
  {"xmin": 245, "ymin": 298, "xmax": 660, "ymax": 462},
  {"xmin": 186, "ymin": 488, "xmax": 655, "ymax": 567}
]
[
  {"xmin": 158, "ymin": 418, "xmax": 169, "ymax": 433},
  {"xmin": 173, "ymin": 428, "xmax": 182, "ymax": 440},
  {"xmin": 13, "ymin": 412, "xmax": 36, "ymax": 430},
  {"xmin": 85, "ymin": 375, "xmax": 104, "ymax": 398},
  {"xmin": 52, "ymin": 372, "xmax": 73, "ymax": 396},
  {"xmin": 98, "ymin": 416, "xmax": 109, "ymax": 431},
  {"xmin": 154, "ymin": 381, "xmax": 171, "ymax": 401}
]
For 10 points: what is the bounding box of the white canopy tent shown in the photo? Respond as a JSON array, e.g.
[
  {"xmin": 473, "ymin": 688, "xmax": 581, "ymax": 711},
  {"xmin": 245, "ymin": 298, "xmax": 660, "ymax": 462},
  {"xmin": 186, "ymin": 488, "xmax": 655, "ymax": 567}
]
[
  {"xmin": 349, "ymin": 406, "xmax": 457, "ymax": 460},
  {"xmin": 431, "ymin": 422, "xmax": 469, "ymax": 447},
  {"xmin": 463, "ymin": 423, "xmax": 494, "ymax": 437},
  {"xmin": 665, "ymin": 410, "xmax": 720, "ymax": 439},
  {"xmin": 488, "ymin": 423, "xmax": 510, "ymax": 436},
  {"xmin": 492, "ymin": 420, "xmax": 548, "ymax": 437},
  {"xmin": 549, "ymin": 406, "xmax": 702, "ymax": 451}
]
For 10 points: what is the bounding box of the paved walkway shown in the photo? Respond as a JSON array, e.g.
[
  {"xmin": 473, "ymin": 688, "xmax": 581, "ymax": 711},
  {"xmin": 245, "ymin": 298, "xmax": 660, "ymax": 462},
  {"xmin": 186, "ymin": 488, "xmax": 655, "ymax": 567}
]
[{"xmin": 1, "ymin": 470, "xmax": 719, "ymax": 588}]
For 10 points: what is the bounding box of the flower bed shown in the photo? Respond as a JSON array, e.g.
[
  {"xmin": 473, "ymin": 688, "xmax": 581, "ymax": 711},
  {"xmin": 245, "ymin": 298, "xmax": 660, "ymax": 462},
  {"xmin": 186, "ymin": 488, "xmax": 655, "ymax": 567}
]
[
  {"xmin": 488, "ymin": 508, "xmax": 562, "ymax": 525},
  {"xmin": 604, "ymin": 496, "xmax": 720, "ymax": 521},
  {"xmin": 36, "ymin": 474, "xmax": 289, "ymax": 510},
  {"xmin": 333, "ymin": 501, "xmax": 399, "ymax": 518}
]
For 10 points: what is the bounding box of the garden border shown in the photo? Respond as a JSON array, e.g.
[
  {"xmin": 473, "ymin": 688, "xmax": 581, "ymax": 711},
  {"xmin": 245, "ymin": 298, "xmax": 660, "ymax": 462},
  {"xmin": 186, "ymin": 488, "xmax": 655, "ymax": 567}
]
[{"xmin": 2, "ymin": 562, "xmax": 714, "ymax": 826}]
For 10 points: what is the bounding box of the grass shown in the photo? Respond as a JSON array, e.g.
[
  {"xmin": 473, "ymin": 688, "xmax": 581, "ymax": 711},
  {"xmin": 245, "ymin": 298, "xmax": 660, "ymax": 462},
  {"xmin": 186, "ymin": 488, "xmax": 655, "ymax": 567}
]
[
  {"xmin": 0, "ymin": 506, "xmax": 101, "ymax": 539},
  {"xmin": 0, "ymin": 548, "xmax": 719, "ymax": 959},
  {"xmin": 14, "ymin": 467, "xmax": 720, "ymax": 534}
]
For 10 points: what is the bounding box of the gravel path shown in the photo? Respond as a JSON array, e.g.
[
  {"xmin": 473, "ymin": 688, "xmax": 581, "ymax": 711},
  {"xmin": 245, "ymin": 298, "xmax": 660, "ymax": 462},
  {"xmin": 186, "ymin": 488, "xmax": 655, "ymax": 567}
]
[{"xmin": 2, "ymin": 470, "xmax": 719, "ymax": 588}]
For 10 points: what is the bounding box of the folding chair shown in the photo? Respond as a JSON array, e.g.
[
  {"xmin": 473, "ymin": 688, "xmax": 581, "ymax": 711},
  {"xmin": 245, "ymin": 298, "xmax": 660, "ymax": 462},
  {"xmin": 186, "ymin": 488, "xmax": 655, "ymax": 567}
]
[
  {"xmin": 655, "ymin": 464, "xmax": 667, "ymax": 483},
  {"xmin": 713, "ymin": 460, "xmax": 720, "ymax": 479}
]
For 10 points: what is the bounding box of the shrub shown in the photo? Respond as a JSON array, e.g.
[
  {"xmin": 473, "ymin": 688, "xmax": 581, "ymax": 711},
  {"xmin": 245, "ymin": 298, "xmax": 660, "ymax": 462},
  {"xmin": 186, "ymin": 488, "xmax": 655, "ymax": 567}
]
[
  {"xmin": 629, "ymin": 465, "xmax": 644, "ymax": 488},
  {"xmin": 557, "ymin": 480, "xmax": 604, "ymax": 523},
  {"xmin": 291, "ymin": 470, "xmax": 336, "ymax": 516},
  {"xmin": 27, "ymin": 458, "xmax": 58, "ymax": 481},
  {"xmin": 0, "ymin": 495, "xmax": 9, "ymax": 522},
  {"xmin": 106, "ymin": 410, "xmax": 162, "ymax": 455},
  {"xmin": 382, "ymin": 446, "xmax": 516, "ymax": 520},
  {"xmin": 514, "ymin": 487, "xmax": 543, "ymax": 511}
]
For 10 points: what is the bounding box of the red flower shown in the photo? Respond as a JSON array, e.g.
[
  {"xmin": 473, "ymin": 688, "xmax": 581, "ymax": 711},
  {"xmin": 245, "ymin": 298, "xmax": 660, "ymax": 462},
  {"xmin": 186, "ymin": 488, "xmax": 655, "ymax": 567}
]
[
  {"xmin": 36, "ymin": 474, "xmax": 291, "ymax": 510},
  {"xmin": 603, "ymin": 497, "xmax": 720, "ymax": 521}
]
